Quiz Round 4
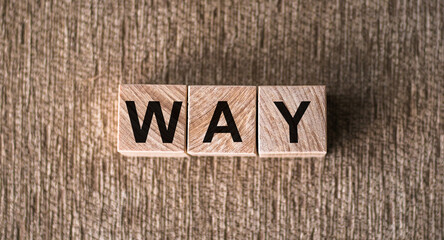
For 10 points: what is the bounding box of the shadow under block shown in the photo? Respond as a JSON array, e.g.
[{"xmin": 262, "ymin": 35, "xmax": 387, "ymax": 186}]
[
  {"xmin": 258, "ymin": 86, "xmax": 327, "ymax": 157},
  {"xmin": 118, "ymin": 85, "xmax": 187, "ymax": 157},
  {"xmin": 187, "ymin": 86, "xmax": 256, "ymax": 156}
]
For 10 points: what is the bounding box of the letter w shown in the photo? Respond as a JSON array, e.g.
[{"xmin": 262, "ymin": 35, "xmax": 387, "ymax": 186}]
[{"xmin": 125, "ymin": 101, "xmax": 182, "ymax": 143}]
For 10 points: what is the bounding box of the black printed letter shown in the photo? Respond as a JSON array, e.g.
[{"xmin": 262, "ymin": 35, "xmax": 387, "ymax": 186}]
[
  {"xmin": 126, "ymin": 101, "xmax": 182, "ymax": 143},
  {"xmin": 203, "ymin": 101, "xmax": 242, "ymax": 143},
  {"xmin": 274, "ymin": 101, "xmax": 310, "ymax": 143}
]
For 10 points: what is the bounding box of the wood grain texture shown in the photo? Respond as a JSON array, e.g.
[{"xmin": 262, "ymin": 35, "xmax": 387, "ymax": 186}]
[
  {"xmin": 259, "ymin": 86, "xmax": 327, "ymax": 157},
  {"xmin": 118, "ymin": 84, "xmax": 187, "ymax": 156},
  {"xmin": 0, "ymin": 0, "xmax": 442, "ymax": 239},
  {"xmin": 187, "ymin": 86, "xmax": 256, "ymax": 156}
]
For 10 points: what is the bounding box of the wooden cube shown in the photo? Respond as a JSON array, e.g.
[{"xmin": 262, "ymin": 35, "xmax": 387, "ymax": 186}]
[
  {"xmin": 258, "ymin": 86, "xmax": 326, "ymax": 157},
  {"xmin": 118, "ymin": 84, "xmax": 187, "ymax": 157},
  {"xmin": 187, "ymin": 86, "xmax": 256, "ymax": 156}
]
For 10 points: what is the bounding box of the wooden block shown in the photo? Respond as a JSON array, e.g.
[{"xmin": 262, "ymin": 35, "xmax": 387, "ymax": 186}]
[
  {"xmin": 258, "ymin": 86, "xmax": 326, "ymax": 157},
  {"xmin": 118, "ymin": 84, "xmax": 187, "ymax": 157},
  {"xmin": 187, "ymin": 86, "xmax": 256, "ymax": 156}
]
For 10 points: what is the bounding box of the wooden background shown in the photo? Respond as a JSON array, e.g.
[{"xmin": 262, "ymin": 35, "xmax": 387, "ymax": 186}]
[{"xmin": 0, "ymin": 0, "xmax": 443, "ymax": 239}]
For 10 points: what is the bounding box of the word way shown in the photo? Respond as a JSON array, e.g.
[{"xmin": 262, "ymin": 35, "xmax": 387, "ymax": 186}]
[{"xmin": 118, "ymin": 85, "xmax": 326, "ymax": 157}]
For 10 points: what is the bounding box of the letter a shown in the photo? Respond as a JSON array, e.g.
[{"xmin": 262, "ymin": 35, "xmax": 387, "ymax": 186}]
[{"xmin": 203, "ymin": 101, "xmax": 242, "ymax": 143}]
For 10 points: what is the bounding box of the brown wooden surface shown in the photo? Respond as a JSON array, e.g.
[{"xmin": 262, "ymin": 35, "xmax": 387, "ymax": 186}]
[{"xmin": 0, "ymin": 0, "xmax": 443, "ymax": 239}]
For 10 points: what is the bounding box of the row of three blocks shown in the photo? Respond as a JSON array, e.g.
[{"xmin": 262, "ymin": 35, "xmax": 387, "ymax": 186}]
[{"xmin": 118, "ymin": 85, "xmax": 326, "ymax": 157}]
